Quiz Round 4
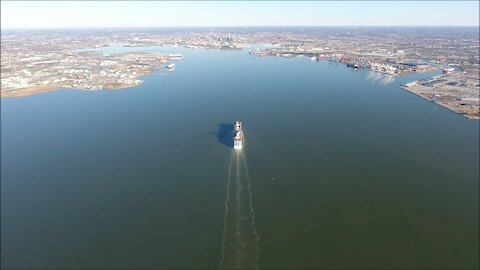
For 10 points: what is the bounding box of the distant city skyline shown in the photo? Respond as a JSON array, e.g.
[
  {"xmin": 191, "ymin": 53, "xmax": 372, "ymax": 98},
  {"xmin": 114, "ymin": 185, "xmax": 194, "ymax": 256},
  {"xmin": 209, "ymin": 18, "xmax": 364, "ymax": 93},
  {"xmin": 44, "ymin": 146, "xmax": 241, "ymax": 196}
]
[{"xmin": 1, "ymin": 1, "xmax": 479, "ymax": 29}]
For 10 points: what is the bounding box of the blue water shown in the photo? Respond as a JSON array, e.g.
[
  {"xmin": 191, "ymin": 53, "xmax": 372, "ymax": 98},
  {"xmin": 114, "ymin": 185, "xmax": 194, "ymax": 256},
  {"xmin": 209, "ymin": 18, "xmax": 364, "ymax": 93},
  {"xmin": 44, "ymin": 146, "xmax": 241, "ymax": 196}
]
[{"xmin": 1, "ymin": 45, "xmax": 478, "ymax": 269}]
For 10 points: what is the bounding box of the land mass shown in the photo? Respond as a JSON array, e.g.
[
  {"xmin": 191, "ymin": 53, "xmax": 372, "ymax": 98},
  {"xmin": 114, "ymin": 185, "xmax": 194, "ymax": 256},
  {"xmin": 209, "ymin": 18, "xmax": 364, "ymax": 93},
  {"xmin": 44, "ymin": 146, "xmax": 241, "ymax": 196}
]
[
  {"xmin": 1, "ymin": 27, "xmax": 478, "ymax": 118},
  {"xmin": 400, "ymin": 72, "xmax": 479, "ymax": 119}
]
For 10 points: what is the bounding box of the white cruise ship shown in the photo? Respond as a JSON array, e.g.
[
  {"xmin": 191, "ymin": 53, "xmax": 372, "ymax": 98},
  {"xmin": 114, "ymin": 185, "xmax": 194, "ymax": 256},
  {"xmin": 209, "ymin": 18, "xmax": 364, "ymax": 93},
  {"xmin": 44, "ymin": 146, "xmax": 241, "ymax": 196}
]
[{"xmin": 233, "ymin": 121, "xmax": 243, "ymax": 150}]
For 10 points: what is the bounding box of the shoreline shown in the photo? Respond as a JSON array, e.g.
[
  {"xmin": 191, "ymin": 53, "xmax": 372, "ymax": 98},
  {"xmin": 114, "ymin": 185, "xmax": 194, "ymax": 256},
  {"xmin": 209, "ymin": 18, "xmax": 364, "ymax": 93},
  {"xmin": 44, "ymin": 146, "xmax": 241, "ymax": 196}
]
[
  {"xmin": 1, "ymin": 80, "xmax": 146, "ymax": 98},
  {"xmin": 1, "ymin": 85, "xmax": 60, "ymax": 98},
  {"xmin": 399, "ymin": 85, "xmax": 479, "ymax": 120},
  {"xmin": 2, "ymin": 50, "xmax": 477, "ymax": 121}
]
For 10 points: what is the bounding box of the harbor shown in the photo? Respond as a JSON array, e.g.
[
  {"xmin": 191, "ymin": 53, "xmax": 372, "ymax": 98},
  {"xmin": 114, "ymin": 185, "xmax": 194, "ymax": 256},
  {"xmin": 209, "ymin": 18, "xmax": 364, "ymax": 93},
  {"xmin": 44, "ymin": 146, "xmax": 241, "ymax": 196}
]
[
  {"xmin": 2, "ymin": 27, "xmax": 478, "ymax": 270},
  {"xmin": 400, "ymin": 71, "xmax": 479, "ymax": 119}
]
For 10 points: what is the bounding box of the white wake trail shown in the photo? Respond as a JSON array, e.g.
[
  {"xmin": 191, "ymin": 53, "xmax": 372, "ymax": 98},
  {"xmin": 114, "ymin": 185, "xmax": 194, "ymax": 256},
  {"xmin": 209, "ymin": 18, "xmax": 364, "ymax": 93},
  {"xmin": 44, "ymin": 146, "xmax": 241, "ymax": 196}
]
[
  {"xmin": 241, "ymin": 150, "xmax": 260, "ymax": 269},
  {"xmin": 234, "ymin": 150, "xmax": 245, "ymax": 268},
  {"xmin": 220, "ymin": 134, "xmax": 260, "ymax": 269},
  {"xmin": 219, "ymin": 151, "xmax": 234, "ymax": 269}
]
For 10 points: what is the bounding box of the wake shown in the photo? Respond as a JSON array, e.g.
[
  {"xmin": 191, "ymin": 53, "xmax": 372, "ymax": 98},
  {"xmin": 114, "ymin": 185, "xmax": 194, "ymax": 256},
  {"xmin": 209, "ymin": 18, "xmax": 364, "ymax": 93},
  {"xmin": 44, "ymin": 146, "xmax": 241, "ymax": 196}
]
[
  {"xmin": 219, "ymin": 151, "xmax": 234, "ymax": 268},
  {"xmin": 242, "ymin": 151, "xmax": 260, "ymax": 266},
  {"xmin": 219, "ymin": 148, "xmax": 260, "ymax": 269}
]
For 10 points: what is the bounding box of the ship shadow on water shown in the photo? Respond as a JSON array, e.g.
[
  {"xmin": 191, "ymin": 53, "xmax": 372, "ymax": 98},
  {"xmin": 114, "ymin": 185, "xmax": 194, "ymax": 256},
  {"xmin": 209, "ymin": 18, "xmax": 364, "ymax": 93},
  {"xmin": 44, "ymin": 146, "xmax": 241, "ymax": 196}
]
[{"xmin": 214, "ymin": 123, "xmax": 234, "ymax": 148}]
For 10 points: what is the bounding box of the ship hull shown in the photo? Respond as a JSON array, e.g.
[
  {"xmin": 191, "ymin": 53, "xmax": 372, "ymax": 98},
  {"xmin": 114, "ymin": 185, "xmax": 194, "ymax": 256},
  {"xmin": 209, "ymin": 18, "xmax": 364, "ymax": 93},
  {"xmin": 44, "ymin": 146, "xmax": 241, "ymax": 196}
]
[{"xmin": 233, "ymin": 121, "xmax": 243, "ymax": 150}]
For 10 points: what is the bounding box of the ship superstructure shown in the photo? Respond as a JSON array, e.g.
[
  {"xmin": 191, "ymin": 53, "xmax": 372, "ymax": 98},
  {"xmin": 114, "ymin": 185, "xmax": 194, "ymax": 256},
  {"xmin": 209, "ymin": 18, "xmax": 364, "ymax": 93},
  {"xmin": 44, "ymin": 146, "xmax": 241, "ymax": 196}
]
[{"xmin": 233, "ymin": 121, "xmax": 243, "ymax": 150}]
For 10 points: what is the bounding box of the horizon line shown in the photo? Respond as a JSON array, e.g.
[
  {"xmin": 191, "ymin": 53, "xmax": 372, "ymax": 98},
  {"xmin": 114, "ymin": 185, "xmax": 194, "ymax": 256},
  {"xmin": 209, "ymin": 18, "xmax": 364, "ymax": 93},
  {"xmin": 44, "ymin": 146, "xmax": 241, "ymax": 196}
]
[{"xmin": 2, "ymin": 25, "xmax": 480, "ymax": 30}]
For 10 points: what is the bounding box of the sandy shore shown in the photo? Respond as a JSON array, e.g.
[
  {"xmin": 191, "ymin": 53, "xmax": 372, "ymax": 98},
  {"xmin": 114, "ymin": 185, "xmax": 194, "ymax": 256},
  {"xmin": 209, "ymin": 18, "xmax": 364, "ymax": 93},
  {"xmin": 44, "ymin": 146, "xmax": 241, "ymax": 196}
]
[
  {"xmin": 1, "ymin": 85, "xmax": 60, "ymax": 98},
  {"xmin": 1, "ymin": 79, "xmax": 145, "ymax": 98}
]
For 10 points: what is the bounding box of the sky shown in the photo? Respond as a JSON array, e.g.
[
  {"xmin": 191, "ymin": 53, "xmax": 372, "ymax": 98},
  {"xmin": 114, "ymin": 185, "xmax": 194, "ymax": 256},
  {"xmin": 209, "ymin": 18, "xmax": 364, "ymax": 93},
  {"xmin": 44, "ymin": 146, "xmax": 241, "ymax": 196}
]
[{"xmin": 1, "ymin": 1, "xmax": 479, "ymax": 29}]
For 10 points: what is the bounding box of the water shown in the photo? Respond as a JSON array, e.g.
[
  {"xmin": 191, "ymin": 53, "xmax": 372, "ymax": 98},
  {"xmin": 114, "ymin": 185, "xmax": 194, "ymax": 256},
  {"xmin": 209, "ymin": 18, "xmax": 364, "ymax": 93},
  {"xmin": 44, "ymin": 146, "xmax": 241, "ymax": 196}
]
[
  {"xmin": 220, "ymin": 148, "xmax": 260, "ymax": 269},
  {"xmin": 1, "ymin": 46, "xmax": 478, "ymax": 269}
]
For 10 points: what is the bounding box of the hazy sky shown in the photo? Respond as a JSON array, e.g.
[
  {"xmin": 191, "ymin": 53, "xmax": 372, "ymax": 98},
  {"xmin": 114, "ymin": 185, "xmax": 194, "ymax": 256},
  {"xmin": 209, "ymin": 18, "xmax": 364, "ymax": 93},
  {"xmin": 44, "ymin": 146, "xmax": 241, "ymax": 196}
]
[{"xmin": 2, "ymin": 1, "xmax": 479, "ymax": 29}]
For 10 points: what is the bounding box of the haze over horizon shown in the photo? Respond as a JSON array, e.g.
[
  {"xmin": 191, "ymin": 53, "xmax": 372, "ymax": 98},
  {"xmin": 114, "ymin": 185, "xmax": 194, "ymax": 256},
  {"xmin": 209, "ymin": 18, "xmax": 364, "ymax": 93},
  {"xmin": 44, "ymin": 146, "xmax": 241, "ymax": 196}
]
[{"xmin": 2, "ymin": 1, "xmax": 479, "ymax": 29}]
